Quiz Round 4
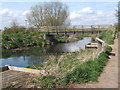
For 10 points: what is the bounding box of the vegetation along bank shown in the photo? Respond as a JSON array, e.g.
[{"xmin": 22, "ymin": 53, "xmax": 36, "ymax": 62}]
[
  {"xmin": 26, "ymin": 46, "xmax": 112, "ymax": 88},
  {"xmin": 2, "ymin": 27, "xmax": 50, "ymax": 50}
]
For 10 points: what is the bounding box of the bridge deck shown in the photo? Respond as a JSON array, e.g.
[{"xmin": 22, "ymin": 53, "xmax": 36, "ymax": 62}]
[{"xmin": 47, "ymin": 31, "xmax": 102, "ymax": 35}]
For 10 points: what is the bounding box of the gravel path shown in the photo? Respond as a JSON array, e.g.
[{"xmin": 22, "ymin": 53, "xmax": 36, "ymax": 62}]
[{"xmin": 68, "ymin": 38, "xmax": 118, "ymax": 88}]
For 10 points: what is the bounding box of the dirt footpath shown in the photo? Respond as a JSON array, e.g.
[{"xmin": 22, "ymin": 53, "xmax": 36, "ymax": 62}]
[{"xmin": 69, "ymin": 38, "xmax": 118, "ymax": 88}]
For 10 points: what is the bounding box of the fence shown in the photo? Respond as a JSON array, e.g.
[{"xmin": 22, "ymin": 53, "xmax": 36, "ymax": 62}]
[{"xmin": 35, "ymin": 25, "xmax": 115, "ymax": 32}]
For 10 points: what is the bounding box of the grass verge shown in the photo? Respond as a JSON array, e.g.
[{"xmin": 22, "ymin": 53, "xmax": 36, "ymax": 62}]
[
  {"xmin": 27, "ymin": 46, "xmax": 112, "ymax": 88},
  {"xmin": 99, "ymin": 30, "xmax": 115, "ymax": 45}
]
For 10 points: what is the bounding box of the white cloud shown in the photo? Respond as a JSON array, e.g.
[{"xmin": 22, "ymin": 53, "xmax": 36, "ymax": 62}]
[
  {"xmin": 0, "ymin": 8, "xmax": 26, "ymax": 29},
  {"xmin": 80, "ymin": 7, "xmax": 94, "ymax": 14},
  {"xmin": 69, "ymin": 7, "xmax": 117, "ymax": 25},
  {"xmin": 0, "ymin": 9, "xmax": 14, "ymax": 17},
  {"xmin": 69, "ymin": 7, "xmax": 94, "ymax": 19},
  {"xmin": 69, "ymin": 12, "xmax": 82, "ymax": 19},
  {"xmin": 0, "ymin": 7, "xmax": 117, "ymax": 30},
  {"xmin": 22, "ymin": 10, "xmax": 31, "ymax": 16}
]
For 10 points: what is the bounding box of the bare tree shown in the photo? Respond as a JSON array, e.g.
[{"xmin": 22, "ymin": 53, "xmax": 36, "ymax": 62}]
[
  {"xmin": 11, "ymin": 19, "xmax": 19, "ymax": 27},
  {"xmin": 26, "ymin": 1, "xmax": 70, "ymax": 29}
]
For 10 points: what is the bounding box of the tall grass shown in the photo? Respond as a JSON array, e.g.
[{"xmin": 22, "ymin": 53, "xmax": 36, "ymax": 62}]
[
  {"xmin": 99, "ymin": 30, "xmax": 115, "ymax": 44},
  {"xmin": 27, "ymin": 47, "xmax": 110, "ymax": 88},
  {"xmin": 28, "ymin": 46, "xmax": 112, "ymax": 88}
]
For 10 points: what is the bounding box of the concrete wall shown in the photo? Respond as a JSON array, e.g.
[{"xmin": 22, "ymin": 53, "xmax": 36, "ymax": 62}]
[{"xmin": 3, "ymin": 65, "xmax": 48, "ymax": 76}]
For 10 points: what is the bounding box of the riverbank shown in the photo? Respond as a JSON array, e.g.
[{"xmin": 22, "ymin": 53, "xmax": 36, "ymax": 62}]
[
  {"xmin": 1, "ymin": 48, "xmax": 98, "ymax": 88},
  {"xmin": 1, "ymin": 45, "xmax": 113, "ymax": 88},
  {"xmin": 2, "ymin": 31, "xmax": 94, "ymax": 50},
  {"xmin": 2, "ymin": 30, "xmax": 50, "ymax": 50},
  {"xmin": 26, "ymin": 49, "xmax": 97, "ymax": 76},
  {"xmin": 1, "ymin": 29, "xmax": 116, "ymax": 88},
  {"xmin": 24, "ymin": 46, "xmax": 112, "ymax": 88},
  {"xmin": 2, "ymin": 28, "xmax": 114, "ymax": 50},
  {"xmin": 53, "ymin": 34, "xmax": 98, "ymax": 43},
  {"xmin": 5, "ymin": 45, "xmax": 111, "ymax": 88},
  {"xmin": 68, "ymin": 38, "xmax": 118, "ymax": 88}
]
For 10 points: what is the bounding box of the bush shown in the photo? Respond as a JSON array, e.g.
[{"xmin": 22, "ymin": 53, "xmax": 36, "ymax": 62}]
[
  {"xmin": 104, "ymin": 46, "xmax": 112, "ymax": 53},
  {"xmin": 54, "ymin": 35, "xmax": 68, "ymax": 42},
  {"xmin": 3, "ymin": 26, "xmax": 26, "ymax": 34},
  {"xmin": 2, "ymin": 31, "xmax": 49, "ymax": 49}
]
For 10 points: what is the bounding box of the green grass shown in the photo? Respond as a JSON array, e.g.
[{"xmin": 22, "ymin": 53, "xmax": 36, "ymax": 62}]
[
  {"xmin": 65, "ymin": 52, "xmax": 109, "ymax": 83},
  {"xmin": 37, "ymin": 76, "xmax": 56, "ymax": 88},
  {"xmin": 99, "ymin": 30, "xmax": 115, "ymax": 44}
]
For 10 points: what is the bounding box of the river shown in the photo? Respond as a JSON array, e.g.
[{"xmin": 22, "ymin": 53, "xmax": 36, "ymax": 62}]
[{"xmin": 0, "ymin": 37, "xmax": 92, "ymax": 67}]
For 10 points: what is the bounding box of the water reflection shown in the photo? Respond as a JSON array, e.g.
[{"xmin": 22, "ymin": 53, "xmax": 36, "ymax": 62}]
[
  {"xmin": 48, "ymin": 37, "xmax": 92, "ymax": 53},
  {"xmin": 1, "ymin": 37, "xmax": 92, "ymax": 67}
]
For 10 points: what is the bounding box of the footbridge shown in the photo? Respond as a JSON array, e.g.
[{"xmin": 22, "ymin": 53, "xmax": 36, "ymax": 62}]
[{"xmin": 36, "ymin": 25, "xmax": 114, "ymax": 35}]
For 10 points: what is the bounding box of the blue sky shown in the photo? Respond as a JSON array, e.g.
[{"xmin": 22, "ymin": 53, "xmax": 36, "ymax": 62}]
[{"xmin": 0, "ymin": 1, "xmax": 118, "ymax": 29}]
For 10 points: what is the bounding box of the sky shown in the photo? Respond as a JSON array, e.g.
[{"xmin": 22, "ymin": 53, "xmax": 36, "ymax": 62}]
[{"xmin": 0, "ymin": 1, "xmax": 119, "ymax": 30}]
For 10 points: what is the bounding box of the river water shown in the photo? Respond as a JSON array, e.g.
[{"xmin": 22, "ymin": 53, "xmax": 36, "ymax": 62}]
[{"xmin": 0, "ymin": 37, "xmax": 92, "ymax": 67}]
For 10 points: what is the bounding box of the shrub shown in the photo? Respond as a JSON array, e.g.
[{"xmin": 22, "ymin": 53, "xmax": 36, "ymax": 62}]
[
  {"xmin": 3, "ymin": 26, "xmax": 25, "ymax": 34},
  {"xmin": 54, "ymin": 35, "xmax": 68, "ymax": 42},
  {"xmin": 104, "ymin": 46, "xmax": 112, "ymax": 53},
  {"xmin": 2, "ymin": 31, "xmax": 49, "ymax": 49}
]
